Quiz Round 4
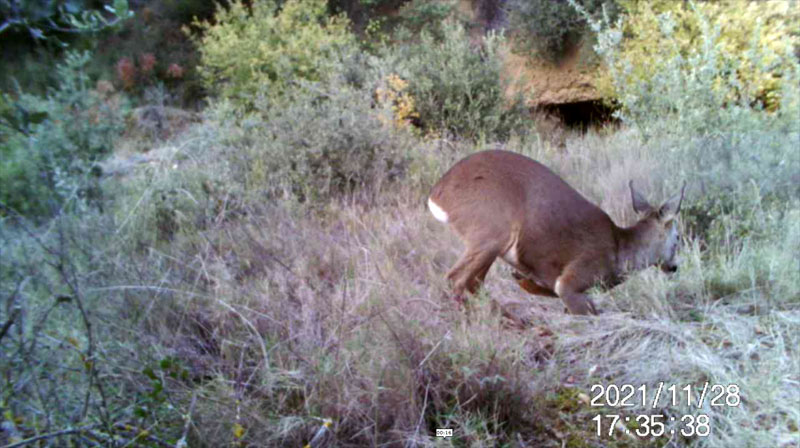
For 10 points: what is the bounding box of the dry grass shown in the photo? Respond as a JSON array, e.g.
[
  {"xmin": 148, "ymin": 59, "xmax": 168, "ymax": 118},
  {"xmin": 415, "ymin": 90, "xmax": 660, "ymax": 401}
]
[{"xmin": 71, "ymin": 121, "xmax": 798, "ymax": 448}]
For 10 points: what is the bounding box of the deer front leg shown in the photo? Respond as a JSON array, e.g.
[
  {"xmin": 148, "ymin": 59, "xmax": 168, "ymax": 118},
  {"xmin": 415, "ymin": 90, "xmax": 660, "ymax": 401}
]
[
  {"xmin": 557, "ymin": 290, "xmax": 598, "ymax": 315},
  {"xmin": 554, "ymin": 263, "xmax": 599, "ymax": 315}
]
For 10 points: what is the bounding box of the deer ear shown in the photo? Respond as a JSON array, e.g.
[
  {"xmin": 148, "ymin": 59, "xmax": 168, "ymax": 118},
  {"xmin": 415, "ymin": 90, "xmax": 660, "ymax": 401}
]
[
  {"xmin": 629, "ymin": 180, "xmax": 652, "ymax": 214},
  {"xmin": 658, "ymin": 182, "xmax": 686, "ymax": 220}
]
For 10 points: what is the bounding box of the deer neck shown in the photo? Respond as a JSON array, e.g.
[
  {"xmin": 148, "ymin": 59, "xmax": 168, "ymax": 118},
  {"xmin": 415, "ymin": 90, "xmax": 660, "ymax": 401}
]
[{"xmin": 614, "ymin": 225, "xmax": 653, "ymax": 276}]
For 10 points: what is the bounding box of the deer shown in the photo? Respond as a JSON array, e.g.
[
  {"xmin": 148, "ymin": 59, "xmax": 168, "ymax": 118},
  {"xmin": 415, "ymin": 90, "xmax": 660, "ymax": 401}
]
[{"xmin": 427, "ymin": 150, "xmax": 686, "ymax": 315}]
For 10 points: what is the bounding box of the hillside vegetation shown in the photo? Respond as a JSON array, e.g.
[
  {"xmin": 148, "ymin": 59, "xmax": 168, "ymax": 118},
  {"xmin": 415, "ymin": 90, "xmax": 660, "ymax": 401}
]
[{"xmin": 1, "ymin": 1, "xmax": 798, "ymax": 447}]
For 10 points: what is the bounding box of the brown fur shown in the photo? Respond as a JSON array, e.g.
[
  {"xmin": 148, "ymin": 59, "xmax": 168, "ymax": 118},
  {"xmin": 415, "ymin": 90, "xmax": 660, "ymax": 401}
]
[{"xmin": 428, "ymin": 150, "xmax": 685, "ymax": 315}]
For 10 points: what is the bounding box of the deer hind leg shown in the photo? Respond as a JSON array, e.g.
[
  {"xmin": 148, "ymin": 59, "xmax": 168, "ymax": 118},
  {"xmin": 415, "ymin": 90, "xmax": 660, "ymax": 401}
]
[
  {"xmin": 446, "ymin": 247, "xmax": 499, "ymax": 304},
  {"xmin": 553, "ymin": 264, "xmax": 599, "ymax": 315}
]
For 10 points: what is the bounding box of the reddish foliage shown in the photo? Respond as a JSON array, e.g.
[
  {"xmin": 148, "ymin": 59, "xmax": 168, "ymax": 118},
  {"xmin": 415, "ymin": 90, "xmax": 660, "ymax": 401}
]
[
  {"xmin": 116, "ymin": 57, "xmax": 136, "ymax": 89},
  {"xmin": 139, "ymin": 53, "xmax": 157, "ymax": 75},
  {"xmin": 167, "ymin": 63, "xmax": 185, "ymax": 79}
]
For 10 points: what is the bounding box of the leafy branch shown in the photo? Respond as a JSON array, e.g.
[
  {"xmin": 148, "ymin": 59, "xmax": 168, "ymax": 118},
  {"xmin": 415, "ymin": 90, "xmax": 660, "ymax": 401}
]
[{"xmin": 0, "ymin": 0, "xmax": 133, "ymax": 40}]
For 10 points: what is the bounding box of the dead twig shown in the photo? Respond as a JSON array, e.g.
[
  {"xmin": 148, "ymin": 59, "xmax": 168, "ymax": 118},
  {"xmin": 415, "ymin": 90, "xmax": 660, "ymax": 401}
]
[
  {"xmin": 176, "ymin": 391, "xmax": 199, "ymax": 448},
  {"xmin": 0, "ymin": 308, "xmax": 20, "ymax": 342},
  {"xmin": 1, "ymin": 424, "xmax": 99, "ymax": 448}
]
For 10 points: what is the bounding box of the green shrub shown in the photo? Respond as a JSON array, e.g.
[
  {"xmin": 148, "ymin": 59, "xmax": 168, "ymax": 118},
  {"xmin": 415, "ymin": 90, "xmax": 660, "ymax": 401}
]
[
  {"xmin": 587, "ymin": 4, "xmax": 800, "ymax": 203},
  {"xmin": 506, "ymin": 0, "xmax": 618, "ymax": 61},
  {"xmin": 391, "ymin": 21, "xmax": 529, "ymax": 141},
  {"xmin": 329, "ymin": 0, "xmax": 404, "ymax": 31},
  {"xmin": 0, "ymin": 46, "xmax": 61, "ymax": 95},
  {"xmin": 396, "ymin": 0, "xmax": 455, "ymax": 36},
  {"xmin": 228, "ymin": 69, "xmax": 417, "ymax": 202},
  {"xmin": 0, "ymin": 0, "xmax": 132, "ymax": 41},
  {"xmin": 0, "ymin": 51, "xmax": 127, "ymax": 217},
  {"xmin": 594, "ymin": 0, "xmax": 800, "ymax": 110},
  {"xmin": 190, "ymin": 0, "xmax": 355, "ymax": 109}
]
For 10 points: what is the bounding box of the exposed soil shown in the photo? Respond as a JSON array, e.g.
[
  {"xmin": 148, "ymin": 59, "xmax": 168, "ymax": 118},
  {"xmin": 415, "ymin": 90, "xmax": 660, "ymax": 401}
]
[{"xmin": 501, "ymin": 42, "xmax": 602, "ymax": 107}]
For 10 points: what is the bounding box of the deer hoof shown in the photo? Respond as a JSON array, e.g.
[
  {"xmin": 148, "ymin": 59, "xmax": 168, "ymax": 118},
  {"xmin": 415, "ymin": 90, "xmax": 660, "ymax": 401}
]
[{"xmin": 451, "ymin": 294, "xmax": 467, "ymax": 307}]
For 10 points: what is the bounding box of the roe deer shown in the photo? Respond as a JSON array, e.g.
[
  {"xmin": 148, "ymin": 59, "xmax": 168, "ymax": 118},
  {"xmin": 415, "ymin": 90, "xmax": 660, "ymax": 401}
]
[{"xmin": 427, "ymin": 150, "xmax": 685, "ymax": 315}]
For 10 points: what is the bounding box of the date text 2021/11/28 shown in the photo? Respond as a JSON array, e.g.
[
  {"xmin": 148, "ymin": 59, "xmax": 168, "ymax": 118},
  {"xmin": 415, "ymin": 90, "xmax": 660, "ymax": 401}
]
[{"xmin": 590, "ymin": 382, "xmax": 741, "ymax": 409}]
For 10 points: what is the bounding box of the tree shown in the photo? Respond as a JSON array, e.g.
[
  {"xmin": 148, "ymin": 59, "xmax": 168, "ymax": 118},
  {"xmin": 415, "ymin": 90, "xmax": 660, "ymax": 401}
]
[{"xmin": 0, "ymin": 0, "xmax": 132, "ymax": 40}]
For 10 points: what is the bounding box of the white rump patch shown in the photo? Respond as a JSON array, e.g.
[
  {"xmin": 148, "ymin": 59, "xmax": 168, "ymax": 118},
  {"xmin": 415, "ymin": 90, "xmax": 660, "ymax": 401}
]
[
  {"xmin": 502, "ymin": 244, "xmax": 519, "ymax": 266},
  {"xmin": 427, "ymin": 198, "xmax": 449, "ymax": 223},
  {"xmin": 554, "ymin": 279, "xmax": 563, "ymax": 297}
]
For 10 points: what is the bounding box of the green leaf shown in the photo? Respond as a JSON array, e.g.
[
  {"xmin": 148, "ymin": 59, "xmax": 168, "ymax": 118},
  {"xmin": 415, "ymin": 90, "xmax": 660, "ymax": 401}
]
[
  {"xmin": 27, "ymin": 111, "xmax": 48, "ymax": 125},
  {"xmin": 151, "ymin": 380, "xmax": 163, "ymax": 397},
  {"xmin": 142, "ymin": 366, "xmax": 157, "ymax": 380},
  {"xmin": 113, "ymin": 0, "xmax": 130, "ymax": 17}
]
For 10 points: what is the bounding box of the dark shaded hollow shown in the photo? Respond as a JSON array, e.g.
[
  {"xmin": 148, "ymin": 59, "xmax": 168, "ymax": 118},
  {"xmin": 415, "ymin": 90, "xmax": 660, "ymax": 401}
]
[{"xmin": 540, "ymin": 100, "xmax": 619, "ymax": 131}]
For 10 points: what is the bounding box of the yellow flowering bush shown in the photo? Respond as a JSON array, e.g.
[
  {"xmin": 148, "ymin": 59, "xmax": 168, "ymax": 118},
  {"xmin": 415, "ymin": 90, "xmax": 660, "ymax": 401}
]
[
  {"xmin": 598, "ymin": 0, "xmax": 799, "ymax": 109},
  {"xmin": 187, "ymin": 0, "xmax": 355, "ymax": 109},
  {"xmin": 375, "ymin": 74, "xmax": 419, "ymax": 130}
]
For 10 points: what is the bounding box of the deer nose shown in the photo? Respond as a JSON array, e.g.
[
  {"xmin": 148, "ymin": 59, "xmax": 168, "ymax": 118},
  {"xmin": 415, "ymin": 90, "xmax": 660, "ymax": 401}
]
[{"xmin": 662, "ymin": 264, "xmax": 678, "ymax": 274}]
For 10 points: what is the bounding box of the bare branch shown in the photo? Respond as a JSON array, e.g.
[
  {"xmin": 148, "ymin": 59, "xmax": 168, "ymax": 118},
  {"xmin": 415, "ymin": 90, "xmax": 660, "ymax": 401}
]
[
  {"xmin": 0, "ymin": 308, "xmax": 21, "ymax": 342},
  {"xmin": 2, "ymin": 424, "xmax": 99, "ymax": 448},
  {"xmin": 176, "ymin": 391, "xmax": 199, "ymax": 447}
]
